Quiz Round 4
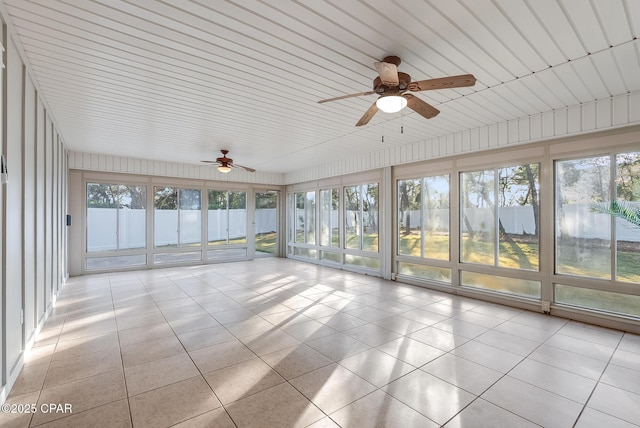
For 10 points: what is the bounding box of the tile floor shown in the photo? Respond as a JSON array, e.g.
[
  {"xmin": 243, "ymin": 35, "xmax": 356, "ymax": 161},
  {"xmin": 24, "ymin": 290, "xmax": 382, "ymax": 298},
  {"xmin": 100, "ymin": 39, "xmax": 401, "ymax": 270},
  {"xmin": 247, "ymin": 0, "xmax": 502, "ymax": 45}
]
[{"xmin": 2, "ymin": 258, "xmax": 640, "ymax": 427}]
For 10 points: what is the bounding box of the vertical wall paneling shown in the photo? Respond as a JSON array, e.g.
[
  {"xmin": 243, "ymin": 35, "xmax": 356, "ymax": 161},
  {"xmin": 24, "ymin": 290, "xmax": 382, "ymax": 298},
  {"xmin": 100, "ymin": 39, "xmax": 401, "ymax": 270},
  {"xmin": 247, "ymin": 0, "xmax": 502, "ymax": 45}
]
[
  {"xmin": 35, "ymin": 99, "xmax": 44, "ymax": 322},
  {"xmin": 0, "ymin": 21, "xmax": 6, "ymax": 391},
  {"xmin": 44, "ymin": 115, "xmax": 52, "ymax": 309},
  {"xmin": 4, "ymin": 37, "xmax": 24, "ymax": 380},
  {"xmin": 23, "ymin": 71, "xmax": 36, "ymax": 342}
]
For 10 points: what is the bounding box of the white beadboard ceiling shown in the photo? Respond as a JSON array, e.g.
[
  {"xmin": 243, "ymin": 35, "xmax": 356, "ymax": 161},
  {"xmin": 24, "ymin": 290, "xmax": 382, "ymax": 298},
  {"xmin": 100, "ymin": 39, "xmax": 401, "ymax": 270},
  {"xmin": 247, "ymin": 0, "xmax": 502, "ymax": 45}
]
[{"xmin": 2, "ymin": 0, "xmax": 640, "ymax": 175}]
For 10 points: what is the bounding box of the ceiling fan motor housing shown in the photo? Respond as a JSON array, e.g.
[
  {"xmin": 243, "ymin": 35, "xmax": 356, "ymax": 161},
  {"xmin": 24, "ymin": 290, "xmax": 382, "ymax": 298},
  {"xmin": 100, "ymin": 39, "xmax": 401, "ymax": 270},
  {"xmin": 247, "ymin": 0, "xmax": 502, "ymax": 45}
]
[{"xmin": 373, "ymin": 72, "xmax": 411, "ymax": 93}]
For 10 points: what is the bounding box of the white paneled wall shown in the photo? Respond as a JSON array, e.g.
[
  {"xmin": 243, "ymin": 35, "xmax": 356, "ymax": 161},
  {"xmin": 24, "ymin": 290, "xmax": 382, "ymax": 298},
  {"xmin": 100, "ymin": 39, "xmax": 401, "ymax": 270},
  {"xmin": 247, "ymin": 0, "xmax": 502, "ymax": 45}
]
[
  {"xmin": 67, "ymin": 152, "xmax": 284, "ymax": 186},
  {"xmin": 286, "ymin": 91, "xmax": 640, "ymax": 184}
]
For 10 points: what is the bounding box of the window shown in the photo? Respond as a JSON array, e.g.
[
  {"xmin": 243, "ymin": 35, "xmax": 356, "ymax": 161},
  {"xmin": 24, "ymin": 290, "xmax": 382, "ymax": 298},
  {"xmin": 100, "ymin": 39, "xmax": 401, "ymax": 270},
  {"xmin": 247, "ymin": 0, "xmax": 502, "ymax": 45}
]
[
  {"xmin": 154, "ymin": 187, "xmax": 201, "ymax": 247},
  {"xmin": 208, "ymin": 190, "xmax": 247, "ymax": 245},
  {"xmin": 87, "ymin": 183, "xmax": 146, "ymax": 252},
  {"xmin": 398, "ymin": 175, "xmax": 450, "ymax": 260},
  {"xmin": 461, "ymin": 164, "xmax": 539, "ymax": 271},
  {"xmin": 555, "ymin": 157, "xmax": 610, "ymax": 279},
  {"xmin": 320, "ymin": 188, "xmax": 339, "ymax": 247},
  {"xmin": 293, "ymin": 191, "xmax": 316, "ymax": 244},
  {"xmin": 555, "ymin": 152, "xmax": 640, "ymax": 283},
  {"xmin": 344, "ymin": 184, "xmax": 378, "ymax": 252}
]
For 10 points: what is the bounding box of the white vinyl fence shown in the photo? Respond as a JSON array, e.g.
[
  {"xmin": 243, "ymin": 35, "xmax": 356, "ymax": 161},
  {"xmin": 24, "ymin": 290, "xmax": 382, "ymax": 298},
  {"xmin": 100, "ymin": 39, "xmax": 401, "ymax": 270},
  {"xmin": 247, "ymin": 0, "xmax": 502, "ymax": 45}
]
[{"xmin": 87, "ymin": 208, "xmax": 277, "ymax": 252}]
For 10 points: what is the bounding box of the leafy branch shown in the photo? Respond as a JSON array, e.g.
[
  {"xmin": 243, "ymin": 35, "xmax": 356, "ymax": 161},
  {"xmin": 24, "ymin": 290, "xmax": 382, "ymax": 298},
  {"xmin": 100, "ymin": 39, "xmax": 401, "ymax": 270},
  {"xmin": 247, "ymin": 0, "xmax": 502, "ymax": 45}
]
[{"xmin": 591, "ymin": 201, "xmax": 640, "ymax": 228}]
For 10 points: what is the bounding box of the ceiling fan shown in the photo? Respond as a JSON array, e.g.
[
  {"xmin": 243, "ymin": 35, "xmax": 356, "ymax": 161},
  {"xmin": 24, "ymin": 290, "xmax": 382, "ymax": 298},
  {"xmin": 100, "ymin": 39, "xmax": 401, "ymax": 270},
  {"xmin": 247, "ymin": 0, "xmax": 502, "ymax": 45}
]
[
  {"xmin": 201, "ymin": 149, "xmax": 255, "ymax": 173},
  {"xmin": 318, "ymin": 56, "xmax": 476, "ymax": 126}
]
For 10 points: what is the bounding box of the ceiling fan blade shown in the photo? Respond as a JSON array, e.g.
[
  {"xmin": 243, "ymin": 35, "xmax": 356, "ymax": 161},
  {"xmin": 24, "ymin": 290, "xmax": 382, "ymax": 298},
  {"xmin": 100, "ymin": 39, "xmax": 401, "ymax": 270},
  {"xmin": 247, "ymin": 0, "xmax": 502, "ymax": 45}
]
[
  {"xmin": 403, "ymin": 94, "xmax": 440, "ymax": 119},
  {"xmin": 355, "ymin": 101, "xmax": 379, "ymax": 126},
  {"xmin": 374, "ymin": 61, "xmax": 399, "ymax": 86},
  {"xmin": 231, "ymin": 163, "xmax": 256, "ymax": 173},
  {"xmin": 201, "ymin": 160, "xmax": 219, "ymax": 164},
  {"xmin": 407, "ymin": 74, "xmax": 476, "ymax": 92},
  {"xmin": 318, "ymin": 91, "xmax": 376, "ymax": 104}
]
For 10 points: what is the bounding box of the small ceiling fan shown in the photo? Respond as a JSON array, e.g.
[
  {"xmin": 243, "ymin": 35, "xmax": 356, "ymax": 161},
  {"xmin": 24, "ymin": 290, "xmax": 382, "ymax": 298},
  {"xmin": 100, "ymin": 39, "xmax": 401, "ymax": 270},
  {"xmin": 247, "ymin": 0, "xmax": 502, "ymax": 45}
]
[
  {"xmin": 202, "ymin": 149, "xmax": 255, "ymax": 173},
  {"xmin": 318, "ymin": 56, "xmax": 476, "ymax": 126}
]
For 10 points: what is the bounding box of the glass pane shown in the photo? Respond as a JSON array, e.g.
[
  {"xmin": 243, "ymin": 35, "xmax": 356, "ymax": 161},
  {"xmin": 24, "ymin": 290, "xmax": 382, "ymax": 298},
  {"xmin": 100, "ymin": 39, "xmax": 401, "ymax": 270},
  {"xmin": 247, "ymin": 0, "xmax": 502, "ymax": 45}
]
[
  {"xmin": 555, "ymin": 284, "xmax": 640, "ymax": 318},
  {"xmin": 498, "ymin": 165, "xmax": 539, "ymax": 270},
  {"xmin": 86, "ymin": 254, "xmax": 146, "ymax": 271},
  {"xmin": 294, "ymin": 247, "xmax": 317, "ymax": 259},
  {"xmin": 461, "ymin": 271, "xmax": 541, "ymax": 299},
  {"xmin": 154, "ymin": 251, "xmax": 202, "ymax": 264},
  {"xmin": 398, "ymin": 179, "xmax": 421, "ymax": 256},
  {"xmin": 344, "ymin": 254, "xmax": 380, "ymax": 270},
  {"xmin": 229, "ymin": 191, "xmax": 247, "ymax": 244},
  {"xmin": 208, "ymin": 190, "xmax": 228, "ymax": 245},
  {"xmin": 555, "ymin": 157, "xmax": 611, "ymax": 279},
  {"xmin": 320, "ymin": 250, "xmax": 341, "ymax": 263},
  {"xmin": 614, "ymin": 152, "xmax": 640, "ymax": 283},
  {"xmin": 424, "ymin": 175, "xmax": 450, "ymax": 260},
  {"xmin": 397, "ymin": 262, "xmax": 451, "ymax": 284},
  {"xmin": 154, "ymin": 187, "xmax": 178, "ymax": 247},
  {"xmin": 305, "ymin": 191, "xmax": 316, "ymax": 244},
  {"xmin": 345, "ymin": 186, "xmax": 361, "ymax": 249},
  {"xmin": 320, "ymin": 189, "xmax": 339, "ymax": 247},
  {"xmin": 87, "ymin": 183, "xmax": 118, "ymax": 252},
  {"xmin": 295, "ymin": 192, "xmax": 305, "ymax": 243},
  {"xmin": 362, "ymin": 183, "xmax": 378, "ymax": 252},
  {"xmin": 179, "ymin": 189, "xmax": 201, "ymax": 246},
  {"xmin": 117, "ymin": 185, "xmax": 146, "ymax": 250},
  {"xmin": 208, "ymin": 248, "xmax": 247, "ymax": 260},
  {"xmin": 461, "ymin": 170, "xmax": 495, "ymax": 265},
  {"xmin": 256, "ymin": 191, "xmax": 278, "ymax": 254}
]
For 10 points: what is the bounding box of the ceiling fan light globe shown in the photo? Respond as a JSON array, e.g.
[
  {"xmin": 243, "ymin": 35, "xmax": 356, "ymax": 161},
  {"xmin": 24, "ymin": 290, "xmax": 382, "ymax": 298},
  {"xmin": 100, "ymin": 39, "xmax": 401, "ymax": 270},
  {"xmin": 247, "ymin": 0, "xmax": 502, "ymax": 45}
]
[
  {"xmin": 376, "ymin": 95, "xmax": 407, "ymax": 113},
  {"xmin": 217, "ymin": 165, "xmax": 232, "ymax": 173}
]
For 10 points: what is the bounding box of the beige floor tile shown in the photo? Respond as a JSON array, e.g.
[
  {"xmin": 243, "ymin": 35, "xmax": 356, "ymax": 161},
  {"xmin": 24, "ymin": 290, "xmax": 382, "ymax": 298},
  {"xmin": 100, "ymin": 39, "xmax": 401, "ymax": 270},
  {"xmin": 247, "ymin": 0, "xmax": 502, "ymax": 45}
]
[
  {"xmin": 8, "ymin": 361, "xmax": 49, "ymax": 397},
  {"xmin": 281, "ymin": 319, "xmax": 339, "ymax": 342},
  {"xmin": 384, "ymin": 370, "xmax": 476, "ymax": 425},
  {"xmin": 483, "ymin": 376, "xmax": 583, "ymax": 428},
  {"xmin": 115, "ymin": 311, "xmax": 166, "ymax": 331},
  {"xmin": 124, "ymin": 353, "xmax": 200, "ymax": 396},
  {"xmin": 59, "ymin": 318, "xmax": 118, "ymax": 341},
  {"xmin": 43, "ymin": 347, "xmax": 123, "ymax": 389},
  {"xmin": 330, "ymin": 389, "xmax": 439, "ymax": 428},
  {"xmin": 53, "ymin": 332, "xmax": 120, "ymax": 361},
  {"xmin": 409, "ymin": 326, "xmax": 470, "ymax": 351},
  {"xmin": 188, "ymin": 339, "xmax": 256, "ymax": 374},
  {"xmin": 261, "ymin": 344, "xmax": 333, "ymax": 380},
  {"xmin": 117, "ymin": 322, "xmax": 174, "ymax": 347},
  {"xmin": 377, "ymin": 337, "xmax": 445, "ymax": 367},
  {"xmin": 575, "ymin": 407, "xmax": 638, "ymax": 428},
  {"xmin": 0, "ymin": 390, "xmax": 40, "ymax": 428},
  {"xmin": 509, "ymin": 358, "xmax": 597, "ymax": 403},
  {"xmin": 306, "ymin": 332, "xmax": 371, "ymax": 361},
  {"xmin": 203, "ymin": 358, "xmax": 285, "ymax": 404},
  {"xmin": 444, "ymin": 398, "xmax": 538, "ymax": 428},
  {"xmin": 34, "ymin": 399, "xmax": 132, "ymax": 428},
  {"xmin": 225, "ymin": 317, "xmax": 276, "ymax": 338},
  {"xmin": 168, "ymin": 314, "xmax": 220, "ymax": 335},
  {"xmin": 339, "ymin": 348, "xmax": 416, "ymax": 387},
  {"xmin": 290, "ymin": 363, "xmax": 376, "ymax": 414},
  {"xmin": 587, "ymin": 382, "xmax": 640, "ymax": 425},
  {"xmin": 23, "ymin": 344, "xmax": 56, "ymax": 367},
  {"xmin": 31, "ymin": 370, "xmax": 126, "ymax": 426},
  {"xmin": 177, "ymin": 325, "xmax": 236, "ymax": 351},
  {"xmin": 343, "ymin": 324, "xmax": 402, "ymax": 347},
  {"xmin": 225, "ymin": 382, "xmax": 325, "ymax": 428},
  {"xmin": 241, "ymin": 330, "xmax": 301, "ymax": 356},
  {"xmin": 306, "ymin": 417, "xmax": 341, "ymax": 428},
  {"xmin": 129, "ymin": 376, "xmax": 221, "ymax": 428},
  {"xmin": 171, "ymin": 407, "xmax": 236, "ymax": 428},
  {"xmin": 421, "ymin": 353, "xmax": 503, "ymax": 395},
  {"xmin": 121, "ymin": 335, "xmax": 186, "ymax": 368}
]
